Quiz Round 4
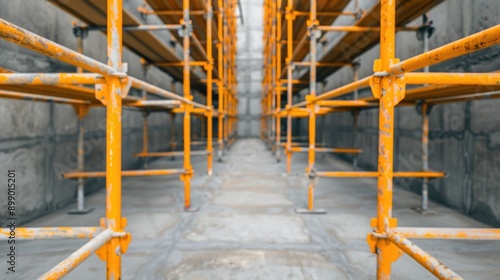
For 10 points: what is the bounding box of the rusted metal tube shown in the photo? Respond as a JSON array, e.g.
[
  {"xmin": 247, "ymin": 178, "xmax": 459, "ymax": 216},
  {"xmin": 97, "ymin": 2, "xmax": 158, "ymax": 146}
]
[
  {"xmin": 285, "ymin": 0, "xmax": 293, "ymax": 174},
  {"xmin": 135, "ymin": 151, "xmax": 209, "ymax": 157},
  {"xmin": 142, "ymin": 112, "xmax": 149, "ymax": 154},
  {"xmin": 391, "ymin": 24, "xmax": 500, "ymax": 75},
  {"xmin": 317, "ymin": 25, "xmax": 419, "ymax": 32},
  {"xmin": 0, "ymin": 227, "xmax": 101, "ymax": 240},
  {"xmin": 137, "ymin": 7, "xmax": 205, "ymax": 16},
  {"xmin": 291, "ymin": 147, "xmax": 362, "ymax": 154},
  {"xmin": 390, "ymin": 227, "xmax": 500, "ymax": 240},
  {"xmin": 376, "ymin": 1, "xmax": 397, "ymax": 278},
  {"xmin": 206, "ymin": 0, "xmax": 214, "ymax": 176},
  {"xmin": 182, "ymin": 0, "xmax": 193, "ymax": 210},
  {"xmin": 63, "ymin": 169, "xmax": 185, "ymax": 179},
  {"xmin": 127, "ymin": 99, "xmax": 181, "ymax": 108},
  {"xmin": 289, "ymin": 77, "xmax": 371, "ymax": 109},
  {"xmin": 105, "ymin": 0, "xmax": 124, "ymax": 277},
  {"xmin": 292, "ymin": 11, "xmax": 357, "ymax": 17},
  {"xmin": 0, "ymin": 73, "xmax": 102, "ymax": 85},
  {"xmin": 275, "ymin": 0, "xmax": 283, "ymax": 162},
  {"xmin": 217, "ymin": 0, "xmax": 224, "ymax": 161},
  {"xmin": 76, "ymin": 115, "xmax": 86, "ymax": 211},
  {"xmin": 38, "ymin": 228, "xmax": 114, "ymax": 280},
  {"xmin": 317, "ymin": 100, "xmax": 377, "ymax": 107},
  {"xmin": 293, "ymin": 61, "xmax": 352, "ymax": 67},
  {"xmin": 130, "ymin": 77, "xmax": 208, "ymax": 109},
  {"xmin": 0, "ymin": 90, "xmax": 90, "ymax": 105},
  {"xmin": 155, "ymin": 61, "xmax": 207, "ymax": 67},
  {"xmin": 290, "ymin": 32, "xmax": 308, "ymax": 63},
  {"xmin": 316, "ymin": 171, "xmax": 445, "ymax": 178},
  {"xmin": 0, "ymin": 18, "xmax": 117, "ymax": 76},
  {"xmin": 87, "ymin": 24, "xmax": 183, "ymax": 31},
  {"xmin": 405, "ymin": 72, "xmax": 500, "ymax": 86},
  {"xmin": 421, "ymin": 103, "xmax": 430, "ymax": 211},
  {"xmin": 387, "ymin": 232, "xmax": 463, "ymax": 280},
  {"xmin": 306, "ymin": 0, "xmax": 318, "ymax": 211}
]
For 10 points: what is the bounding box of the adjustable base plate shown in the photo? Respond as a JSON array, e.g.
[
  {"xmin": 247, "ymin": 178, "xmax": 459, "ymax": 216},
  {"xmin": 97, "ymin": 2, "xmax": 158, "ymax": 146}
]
[
  {"xmin": 412, "ymin": 207, "xmax": 436, "ymax": 215},
  {"xmin": 184, "ymin": 207, "xmax": 200, "ymax": 213},
  {"xmin": 68, "ymin": 207, "xmax": 94, "ymax": 215},
  {"xmin": 294, "ymin": 208, "xmax": 326, "ymax": 215}
]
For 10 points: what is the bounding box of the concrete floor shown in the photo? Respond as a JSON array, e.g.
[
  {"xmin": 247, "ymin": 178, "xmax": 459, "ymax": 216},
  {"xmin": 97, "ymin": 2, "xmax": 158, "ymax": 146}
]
[{"xmin": 2, "ymin": 138, "xmax": 500, "ymax": 279}]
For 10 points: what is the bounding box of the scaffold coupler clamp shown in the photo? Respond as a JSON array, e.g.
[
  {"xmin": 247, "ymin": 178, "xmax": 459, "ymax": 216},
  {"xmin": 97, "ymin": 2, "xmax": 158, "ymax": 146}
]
[
  {"xmin": 370, "ymin": 59, "xmax": 405, "ymax": 103},
  {"xmin": 72, "ymin": 22, "xmax": 89, "ymax": 39},
  {"xmin": 416, "ymin": 14, "xmax": 435, "ymax": 41},
  {"xmin": 95, "ymin": 218, "xmax": 132, "ymax": 261},
  {"xmin": 307, "ymin": 167, "xmax": 317, "ymax": 181},
  {"xmin": 415, "ymin": 100, "xmax": 434, "ymax": 116},
  {"xmin": 366, "ymin": 217, "xmax": 402, "ymax": 263}
]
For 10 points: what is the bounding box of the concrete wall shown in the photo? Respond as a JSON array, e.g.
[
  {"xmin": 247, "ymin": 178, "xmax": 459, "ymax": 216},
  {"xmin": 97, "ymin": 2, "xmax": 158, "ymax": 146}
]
[
  {"xmin": 297, "ymin": 0, "xmax": 500, "ymax": 226},
  {"xmin": 0, "ymin": 0, "xmax": 190, "ymax": 224},
  {"xmin": 236, "ymin": 0, "xmax": 263, "ymax": 137}
]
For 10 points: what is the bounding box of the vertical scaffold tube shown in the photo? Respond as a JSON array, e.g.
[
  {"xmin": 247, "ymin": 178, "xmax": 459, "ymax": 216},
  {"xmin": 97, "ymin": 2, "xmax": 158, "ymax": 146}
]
[
  {"xmin": 307, "ymin": 0, "xmax": 317, "ymax": 211},
  {"xmin": 182, "ymin": 0, "xmax": 193, "ymax": 209},
  {"xmin": 285, "ymin": 0, "xmax": 293, "ymax": 174},
  {"xmin": 421, "ymin": 103, "xmax": 429, "ymax": 211},
  {"xmin": 105, "ymin": 0, "xmax": 124, "ymax": 278},
  {"xmin": 217, "ymin": 0, "xmax": 224, "ymax": 162},
  {"xmin": 275, "ymin": 0, "xmax": 282, "ymax": 162},
  {"xmin": 376, "ymin": 0, "xmax": 398, "ymax": 279},
  {"xmin": 207, "ymin": 0, "xmax": 214, "ymax": 175}
]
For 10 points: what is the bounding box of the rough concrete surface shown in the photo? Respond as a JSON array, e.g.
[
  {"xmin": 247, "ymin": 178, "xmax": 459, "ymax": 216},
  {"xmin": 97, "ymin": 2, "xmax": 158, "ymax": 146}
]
[
  {"xmin": 2, "ymin": 139, "xmax": 499, "ymax": 279},
  {"xmin": 237, "ymin": 0, "xmax": 264, "ymax": 137},
  {"xmin": 0, "ymin": 0, "xmax": 199, "ymax": 224}
]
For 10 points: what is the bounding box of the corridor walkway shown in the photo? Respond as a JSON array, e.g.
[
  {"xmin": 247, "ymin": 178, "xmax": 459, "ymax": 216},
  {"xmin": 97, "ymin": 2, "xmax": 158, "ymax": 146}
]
[{"xmin": 2, "ymin": 139, "xmax": 499, "ymax": 279}]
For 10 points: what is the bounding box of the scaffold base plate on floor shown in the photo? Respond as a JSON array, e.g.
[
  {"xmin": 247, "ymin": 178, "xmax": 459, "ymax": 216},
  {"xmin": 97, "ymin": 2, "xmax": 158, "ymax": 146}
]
[
  {"xmin": 68, "ymin": 208, "xmax": 94, "ymax": 215},
  {"xmin": 184, "ymin": 207, "xmax": 200, "ymax": 213},
  {"xmin": 294, "ymin": 208, "xmax": 326, "ymax": 215},
  {"xmin": 412, "ymin": 207, "xmax": 436, "ymax": 215}
]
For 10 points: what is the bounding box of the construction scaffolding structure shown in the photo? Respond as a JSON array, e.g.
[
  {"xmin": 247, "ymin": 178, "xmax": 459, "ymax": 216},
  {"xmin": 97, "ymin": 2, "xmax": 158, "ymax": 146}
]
[
  {"xmin": 0, "ymin": 0, "xmax": 237, "ymax": 278},
  {"xmin": 262, "ymin": 0, "xmax": 500, "ymax": 279}
]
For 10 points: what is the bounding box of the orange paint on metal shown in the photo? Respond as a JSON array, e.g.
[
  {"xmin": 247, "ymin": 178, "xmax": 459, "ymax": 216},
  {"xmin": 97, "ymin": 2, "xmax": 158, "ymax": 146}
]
[
  {"xmin": 0, "ymin": 19, "xmax": 117, "ymax": 76},
  {"xmin": 39, "ymin": 228, "xmax": 114, "ymax": 280},
  {"xmin": 391, "ymin": 24, "xmax": 500, "ymax": 75},
  {"xmin": 405, "ymin": 72, "xmax": 500, "ymax": 86},
  {"xmin": 317, "ymin": 25, "xmax": 419, "ymax": 33},
  {"xmin": 135, "ymin": 151, "xmax": 209, "ymax": 157},
  {"xmin": 0, "ymin": 227, "xmax": 101, "ymax": 240},
  {"xmin": 206, "ymin": 0, "xmax": 214, "ymax": 176},
  {"xmin": 105, "ymin": 1, "xmax": 125, "ymax": 278},
  {"xmin": 387, "ymin": 232, "xmax": 463, "ymax": 279},
  {"xmin": 374, "ymin": 1, "xmax": 398, "ymax": 278},
  {"xmin": 390, "ymin": 227, "xmax": 500, "ymax": 240},
  {"xmin": 0, "ymin": 73, "xmax": 103, "ymax": 85},
  {"xmin": 316, "ymin": 171, "xmax": 445, "ymax": 178},
  {"xmin": 182, "ymin": 0, "xmax": 193, "ymax": 210},
  {"xmin": 63, "ymin": 169, "xmax": 185, "ymax": 179}
]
